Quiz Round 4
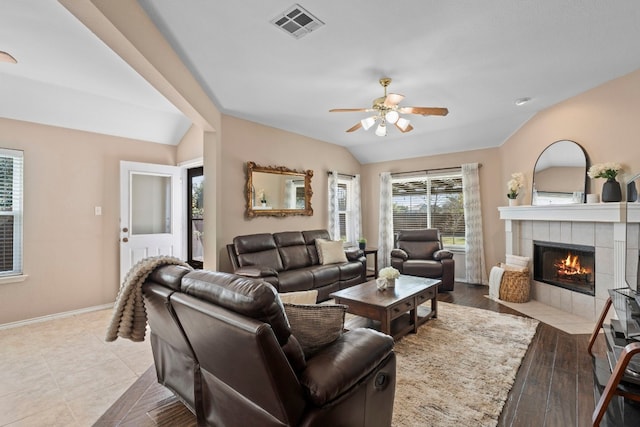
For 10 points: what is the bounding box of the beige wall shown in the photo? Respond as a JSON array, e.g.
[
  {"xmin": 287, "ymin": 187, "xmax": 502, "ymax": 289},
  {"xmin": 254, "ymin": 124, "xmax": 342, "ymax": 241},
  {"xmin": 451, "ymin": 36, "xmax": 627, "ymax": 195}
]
[
  {"xmin": 500, "ymin": 68, "xmax": 640, "ymax": 205},
  {"xmin": 360, "ymin": 148, "xmax": 504, "ymax": 273},
  {"xmin": 176, "ymin": 124, "xmax": 204, "ymax": 164},
  {"xmin": 217, "ymin": 115, "xmax": 361, "ymax": 272},
  {"xmin": 535, "ymin": 167, "xmax": 584, "ymax": 193},
  {"xmin": 0, "ymin": 118, "xmax": 176, "ymax": 325}
]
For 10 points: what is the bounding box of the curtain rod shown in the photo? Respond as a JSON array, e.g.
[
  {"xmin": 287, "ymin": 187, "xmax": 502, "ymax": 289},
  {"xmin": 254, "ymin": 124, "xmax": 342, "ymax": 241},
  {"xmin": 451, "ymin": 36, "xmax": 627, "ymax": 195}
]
[
  {"xmin": 326, "ymin": 171, "xmax": 356, "ymax": 178},
  {"xmin": 390, "ymin": 164, "xmax": 482, "ymax": 177}
]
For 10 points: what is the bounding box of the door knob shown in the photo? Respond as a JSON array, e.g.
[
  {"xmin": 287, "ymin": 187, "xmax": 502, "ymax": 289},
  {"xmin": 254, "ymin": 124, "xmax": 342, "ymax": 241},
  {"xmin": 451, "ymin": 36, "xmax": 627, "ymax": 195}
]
[
  {"xmin": 122, "ymin": 227, "xmax": 129, "ymax": 233},
  {"xmin": 122, "ymin": 237, "xmax": 129, "ymax": 243}
]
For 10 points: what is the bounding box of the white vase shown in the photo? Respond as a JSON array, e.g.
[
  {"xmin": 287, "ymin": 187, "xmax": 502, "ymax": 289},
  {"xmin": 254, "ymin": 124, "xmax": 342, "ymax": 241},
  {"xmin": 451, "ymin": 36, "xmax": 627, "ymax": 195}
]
[
  {"xmin": 508, "ymin": 198, "xmax": 518, "ymax": 206},
  {"xmin": 387, "ymin": 278, "xmax": 396, "ymax": 288}
]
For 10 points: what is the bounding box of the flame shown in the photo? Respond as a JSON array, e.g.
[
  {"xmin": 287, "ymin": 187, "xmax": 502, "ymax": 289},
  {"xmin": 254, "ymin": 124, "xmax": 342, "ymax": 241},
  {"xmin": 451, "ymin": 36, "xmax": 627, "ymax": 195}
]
[{"xmin": 554, "ymin": 252, "xmax": 591, "ymax": 276}]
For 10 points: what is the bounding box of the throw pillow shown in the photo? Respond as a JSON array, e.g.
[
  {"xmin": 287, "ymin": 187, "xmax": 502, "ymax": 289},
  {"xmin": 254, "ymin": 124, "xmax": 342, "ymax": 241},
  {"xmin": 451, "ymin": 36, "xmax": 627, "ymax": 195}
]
[
  {"xmin": 283, "ymin": 303, "xmax": 347, "ymax": 357},
  {"xmin": 279, "ymin": 289, "xmax": 318, "ymax": 305},
  {"xmin": 499, "ymin": 262, "xmax": 528, "ymax": 272},
  {"xmin": 505, "ymin": 254, "xmax": 530, "ymax": 268},
  {"xmin": 315, "ymin": 239, "xmax": 348, "ymax": 265}
]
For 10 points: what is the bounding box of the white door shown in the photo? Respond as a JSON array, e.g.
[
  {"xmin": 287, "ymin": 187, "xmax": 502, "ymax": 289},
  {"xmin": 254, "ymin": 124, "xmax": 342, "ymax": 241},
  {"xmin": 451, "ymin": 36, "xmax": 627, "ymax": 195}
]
[{"xmin": 120, "ymin": 161, "xmax": 183, "ymax": 283}]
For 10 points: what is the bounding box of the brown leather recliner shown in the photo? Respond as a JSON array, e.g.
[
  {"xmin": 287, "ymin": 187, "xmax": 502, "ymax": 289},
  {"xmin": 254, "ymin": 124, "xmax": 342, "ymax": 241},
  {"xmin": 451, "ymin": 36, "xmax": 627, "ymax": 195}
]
[
  {"xmin": 390, "ymin": 229, "xmax": 455, "ymax": 291},
  {"xmin": 142, "ymin": 264, "xmax": 198, "ymax": 413},
  {"xmin": 143, "ymin": 266, "xmax": 396, "ymax": 426}
]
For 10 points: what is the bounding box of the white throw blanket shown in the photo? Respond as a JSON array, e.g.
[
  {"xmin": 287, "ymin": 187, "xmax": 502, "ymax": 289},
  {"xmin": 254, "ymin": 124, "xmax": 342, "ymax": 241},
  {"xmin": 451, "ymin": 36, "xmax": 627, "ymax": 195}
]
[
  {"xmin": 488, "ymin": 265, "xmax": 505, "ymax": 300},
  {"xmin": 105, "ymin": 255, "xmax": 191, "ymax": 342}
]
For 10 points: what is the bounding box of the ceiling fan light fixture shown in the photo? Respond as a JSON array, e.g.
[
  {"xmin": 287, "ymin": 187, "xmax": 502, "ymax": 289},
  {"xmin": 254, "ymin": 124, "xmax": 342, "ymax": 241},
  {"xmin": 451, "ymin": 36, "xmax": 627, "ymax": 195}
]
[
  {"xmin": 515, "ymin": 97, "xmax": 531, "ymax": 106},
  {"xmin": 0, "ymin": 51, "xmax": 17, "ymax": 64},
  {"xmin": 375, "ymin": 122, "xmax": 387, "ymax": 137},
  {"xmin": 361, "ymin": 116, "xmax": 376, "ymax": 131},
  {"xmin": 396, "ymin": 117, "xmax": 411, "ymax": 131},
  {"xmin": 385, "ymin": 110, "xmax": 399, "ymax": 124}
]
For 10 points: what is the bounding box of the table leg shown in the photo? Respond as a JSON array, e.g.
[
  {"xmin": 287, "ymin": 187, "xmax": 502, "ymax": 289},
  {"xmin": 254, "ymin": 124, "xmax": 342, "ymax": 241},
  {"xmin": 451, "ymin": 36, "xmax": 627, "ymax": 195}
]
[
  {"xmin": 432, "ymin": 294, "xmax": 438, "ymax": 318},
  {"xmin": 410, "ymin": 302, "xmax": 418, "ymax": 333},
  {"xmin": 381, "ymin": 310, "xmax": 391, "ymax": 336},
  {"xmin": 373, "ymin": 251, "xmax": 378, "ymax": 278}
]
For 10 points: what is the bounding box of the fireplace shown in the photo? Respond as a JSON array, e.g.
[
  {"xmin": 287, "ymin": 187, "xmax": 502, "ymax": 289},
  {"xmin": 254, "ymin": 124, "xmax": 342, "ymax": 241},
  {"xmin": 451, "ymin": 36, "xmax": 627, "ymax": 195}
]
[{"xmin": 533, "ymin": 241, "xmax": 595, "ymax": 296}]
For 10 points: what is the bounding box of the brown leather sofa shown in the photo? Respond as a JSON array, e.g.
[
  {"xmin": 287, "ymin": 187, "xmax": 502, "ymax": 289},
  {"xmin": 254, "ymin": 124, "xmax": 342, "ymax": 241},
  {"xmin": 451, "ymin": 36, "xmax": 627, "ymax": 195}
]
[
  {"xmin": 227, "ymin": 229, "xmax": 366, "ymax": 301},
  {"xmin": 142, "ymin": 266, "xmax": 396, "ymax": 427},
  {"xmin": 390, "ymin": 229, "xmax": 455, "ymax": 291}
]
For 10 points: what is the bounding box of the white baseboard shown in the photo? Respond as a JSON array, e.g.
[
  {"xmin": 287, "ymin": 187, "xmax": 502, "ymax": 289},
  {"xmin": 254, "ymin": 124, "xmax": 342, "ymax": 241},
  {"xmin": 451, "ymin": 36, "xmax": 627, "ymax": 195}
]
[{"xmin": 0, "ymin": 303, "xmax": 114, "ymax": 330}]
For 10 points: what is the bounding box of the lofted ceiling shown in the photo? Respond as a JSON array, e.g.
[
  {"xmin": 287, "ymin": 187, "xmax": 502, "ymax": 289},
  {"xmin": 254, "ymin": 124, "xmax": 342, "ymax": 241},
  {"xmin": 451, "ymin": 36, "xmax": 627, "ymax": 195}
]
[{"xmin": 2, "ymin": 1, "xmax": 640, "ymax": 164}]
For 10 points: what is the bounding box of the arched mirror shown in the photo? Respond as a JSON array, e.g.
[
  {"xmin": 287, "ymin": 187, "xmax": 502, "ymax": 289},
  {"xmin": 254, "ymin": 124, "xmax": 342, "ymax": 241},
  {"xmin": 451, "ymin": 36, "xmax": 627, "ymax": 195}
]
[
  {"xmin": 532, "ymin": 140, "xmax": 588, "ymax": 205},
  {"xmin": 246, "ymin": 161, "xmax": 313, "ymax": 217}
]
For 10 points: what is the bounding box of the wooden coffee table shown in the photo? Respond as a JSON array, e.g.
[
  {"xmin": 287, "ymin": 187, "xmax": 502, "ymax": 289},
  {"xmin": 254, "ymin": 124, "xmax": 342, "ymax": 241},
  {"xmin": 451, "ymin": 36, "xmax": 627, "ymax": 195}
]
[{"xmin": 330, "ymin": 275, "xmax": 440, "ymax": 340}]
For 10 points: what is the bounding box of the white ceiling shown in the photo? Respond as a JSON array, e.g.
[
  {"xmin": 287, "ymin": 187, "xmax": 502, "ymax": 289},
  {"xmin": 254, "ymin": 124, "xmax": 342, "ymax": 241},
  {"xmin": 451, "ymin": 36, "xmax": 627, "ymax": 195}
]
[
  {"xmin": 2, "ymin": 1, "xmax": 640, "ymax": 164},
  {"xmin": 0, "ymin": 0, "xmax": 191, "ymax": 144}
]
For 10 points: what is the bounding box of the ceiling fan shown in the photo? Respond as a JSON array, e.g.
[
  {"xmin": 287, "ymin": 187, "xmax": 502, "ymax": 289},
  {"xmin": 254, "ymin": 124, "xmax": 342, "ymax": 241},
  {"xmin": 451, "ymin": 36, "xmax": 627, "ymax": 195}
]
[{"xmin": 329, "ymin": 77, "xmax": 448, "ymax": 136}]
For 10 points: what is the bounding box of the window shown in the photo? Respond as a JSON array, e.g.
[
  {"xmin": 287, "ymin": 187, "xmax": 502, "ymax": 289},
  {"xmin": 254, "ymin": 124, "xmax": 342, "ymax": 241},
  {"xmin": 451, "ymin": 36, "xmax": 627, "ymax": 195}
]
[
  {"xmin": 328, "ymin": 173, "xmax": 360, "ymax": 246},
  {"xmin": 391, "ymin": 171, "xmax": 465, "ymax": 248},
  {"xmin": 187, "ymin": 167, "xmax": 203, "ymax": 269},
  {"xmin": 0, "ymin": 149, "xmax": 23, "ymax": 276},
  {"xmin": 337, "ymin": 179, "xmax": 351, "ymax": 242}
]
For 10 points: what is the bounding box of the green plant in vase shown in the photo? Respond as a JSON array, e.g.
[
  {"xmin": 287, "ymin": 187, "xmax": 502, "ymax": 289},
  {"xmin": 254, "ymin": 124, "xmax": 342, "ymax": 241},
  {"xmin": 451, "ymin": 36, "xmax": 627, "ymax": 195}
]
[{"xmin": 358, "ymin": 237, "xmax": 367, "ymax": 250}]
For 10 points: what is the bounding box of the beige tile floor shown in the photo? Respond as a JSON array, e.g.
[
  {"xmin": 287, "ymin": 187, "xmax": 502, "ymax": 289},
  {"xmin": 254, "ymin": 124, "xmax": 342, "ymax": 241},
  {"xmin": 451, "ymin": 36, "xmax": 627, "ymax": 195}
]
[
  {"xmin": 0, "ymin": 308, "xmax": 152, "ymax": 427},
  {"xmin": 488, "ymin": 296, "xmax": 597, "ymax": 334}
]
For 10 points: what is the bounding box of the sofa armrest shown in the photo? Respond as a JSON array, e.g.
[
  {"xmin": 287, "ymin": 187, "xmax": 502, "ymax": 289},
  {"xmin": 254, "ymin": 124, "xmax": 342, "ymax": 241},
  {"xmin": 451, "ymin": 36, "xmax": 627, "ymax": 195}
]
[
  {"xmin": 300, "ymin": 328, "xmax": 394, "ymax": 406},
  {"xmin": 344, "ymin": 248, "xmax": 364, "ymax": 261},
  {"xmin": 234, "ymin": 266, "xmax": 278, "ymax": 278},
  {"xmin": 390, "ymin": 248, "xmax": 408, "ymax": 261},
  {"xmin": 433, "ymin": 249, "xmax": 453, "ymax": 261}
]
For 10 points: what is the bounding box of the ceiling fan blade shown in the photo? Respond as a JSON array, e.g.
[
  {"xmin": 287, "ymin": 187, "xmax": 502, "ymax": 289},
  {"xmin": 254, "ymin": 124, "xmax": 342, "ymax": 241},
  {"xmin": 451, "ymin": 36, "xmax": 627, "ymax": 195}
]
[
  {"xmin": 395, "ymin": 123, "xmax": 414, "ymax": 133},
  {"xmin": 399, "ymin": 107, "xmax": 449, "ymax": 116},
  {"xmin": 329, "ymin": 108, "xmax": 369, "ymax": 113},
  {"xmin": 383, "ymin": 93, "xmax": 404, "ymax": 107},
  {"xmin": 346, "ymin": 122, "xmax": 363, "ymax": 132}
]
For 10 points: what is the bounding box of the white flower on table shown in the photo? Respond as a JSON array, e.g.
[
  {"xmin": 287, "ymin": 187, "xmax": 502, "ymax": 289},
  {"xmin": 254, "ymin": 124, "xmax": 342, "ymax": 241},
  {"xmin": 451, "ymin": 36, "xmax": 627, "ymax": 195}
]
[{"xmin": 378, "ymin": 267, "xmax": 400, "ymax": 280}]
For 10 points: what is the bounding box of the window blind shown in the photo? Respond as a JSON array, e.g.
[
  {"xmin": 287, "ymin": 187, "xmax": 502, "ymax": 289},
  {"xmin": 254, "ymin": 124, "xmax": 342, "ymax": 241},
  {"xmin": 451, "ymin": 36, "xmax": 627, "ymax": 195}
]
[{"xmin": 0, "ymin": 149, "xmax": 23, "ymax": 276}]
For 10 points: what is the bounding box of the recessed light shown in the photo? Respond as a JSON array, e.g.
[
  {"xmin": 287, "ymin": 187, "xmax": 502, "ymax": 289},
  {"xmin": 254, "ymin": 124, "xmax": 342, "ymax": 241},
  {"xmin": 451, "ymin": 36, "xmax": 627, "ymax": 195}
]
[
  {"xmin": 0, "ymin": 51, "xmax": 17, "ymax": 64},
  {"xmin": 514, "ymin": 97, "xmax": 531, "ymax": 106}
]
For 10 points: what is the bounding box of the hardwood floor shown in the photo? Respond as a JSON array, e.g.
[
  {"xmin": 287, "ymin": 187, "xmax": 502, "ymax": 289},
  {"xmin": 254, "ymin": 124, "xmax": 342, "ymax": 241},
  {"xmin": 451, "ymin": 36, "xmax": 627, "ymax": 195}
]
[{"xmin": 96, "ymin": 282, "xmax": 602, "ymax": 427}]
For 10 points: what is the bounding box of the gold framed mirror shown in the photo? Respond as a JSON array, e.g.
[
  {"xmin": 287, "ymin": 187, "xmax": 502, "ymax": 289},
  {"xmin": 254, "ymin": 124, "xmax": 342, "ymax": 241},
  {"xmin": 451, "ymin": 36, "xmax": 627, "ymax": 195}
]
[{"xmin": 246, "ymin": 161, "xmax": 313, "ymax": 217}]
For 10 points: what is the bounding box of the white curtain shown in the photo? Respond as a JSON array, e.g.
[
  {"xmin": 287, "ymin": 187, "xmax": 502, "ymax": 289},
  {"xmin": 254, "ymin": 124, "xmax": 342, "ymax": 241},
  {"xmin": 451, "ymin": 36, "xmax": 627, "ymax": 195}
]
[
  {"xmin": 462, "ymin": 163, "xmax": 488, "ymax": 285},
  {"xmin": 327, "ymin": 171, "xmax": 340, "ymax": 240},
  {"xmin": 348, "ymin": 174, "xmax": 362, "ymax": 244},
  {"xmin": 378, "ymin": 172, "xmax": 393, "ymax": 268}
]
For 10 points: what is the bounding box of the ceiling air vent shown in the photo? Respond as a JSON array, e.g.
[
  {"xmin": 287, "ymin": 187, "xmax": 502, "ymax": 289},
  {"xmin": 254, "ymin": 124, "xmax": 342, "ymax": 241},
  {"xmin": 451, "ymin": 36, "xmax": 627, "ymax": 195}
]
[{"xmin": 271, "ymin": 4, "xmax": 324, "ymax": 39}]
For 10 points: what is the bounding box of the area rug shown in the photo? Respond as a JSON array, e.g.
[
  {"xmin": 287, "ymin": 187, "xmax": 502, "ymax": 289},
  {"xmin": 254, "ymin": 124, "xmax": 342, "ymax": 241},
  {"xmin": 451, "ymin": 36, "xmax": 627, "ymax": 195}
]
[{"xmin": 391, "ymin": 302, "xmax": 539, "ymax": 427}]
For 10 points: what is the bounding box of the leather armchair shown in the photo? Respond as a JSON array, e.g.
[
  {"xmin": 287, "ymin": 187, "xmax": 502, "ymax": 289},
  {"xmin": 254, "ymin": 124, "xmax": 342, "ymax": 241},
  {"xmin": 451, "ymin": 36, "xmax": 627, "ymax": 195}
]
[
  {"xmin": 390, "ymin": 229, "xmax": 455, "ymax": 291},
  {"xmin": 144, "ymin": 266, "xmax": 396, "ymax": 427}
]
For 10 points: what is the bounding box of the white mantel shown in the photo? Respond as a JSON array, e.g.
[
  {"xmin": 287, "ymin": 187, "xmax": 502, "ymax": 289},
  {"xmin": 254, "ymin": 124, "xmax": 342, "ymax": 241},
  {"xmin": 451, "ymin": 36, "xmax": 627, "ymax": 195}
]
[
  {"xmin": 498, "ymin": 202, "xmax": 640, "ymax": 320},
  {"xmin": 499, "ymin": 202, "xmax": 640, "ymax": 223}
]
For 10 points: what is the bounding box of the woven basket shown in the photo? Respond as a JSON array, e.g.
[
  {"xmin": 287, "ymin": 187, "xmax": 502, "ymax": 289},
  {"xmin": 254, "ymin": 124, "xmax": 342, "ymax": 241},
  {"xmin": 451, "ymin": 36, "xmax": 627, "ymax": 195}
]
[{"xmin": 499, "ymin": 268, "xmax": 530, "ymax": 303}]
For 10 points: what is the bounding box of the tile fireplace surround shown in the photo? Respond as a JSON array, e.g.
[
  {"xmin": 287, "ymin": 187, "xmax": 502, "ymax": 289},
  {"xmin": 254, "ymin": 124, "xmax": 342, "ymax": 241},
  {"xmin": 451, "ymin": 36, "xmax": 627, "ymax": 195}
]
[{"xmin": 499, "ymin": 203, "xmax": 640, "ymax": 321}]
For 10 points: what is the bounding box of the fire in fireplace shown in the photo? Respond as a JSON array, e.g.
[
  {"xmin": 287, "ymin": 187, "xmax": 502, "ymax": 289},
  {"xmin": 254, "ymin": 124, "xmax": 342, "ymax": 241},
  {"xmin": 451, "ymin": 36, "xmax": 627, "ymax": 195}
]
[{"xmin": 533, "ymin": 241, "xmax": 595, "ymax": 296}]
